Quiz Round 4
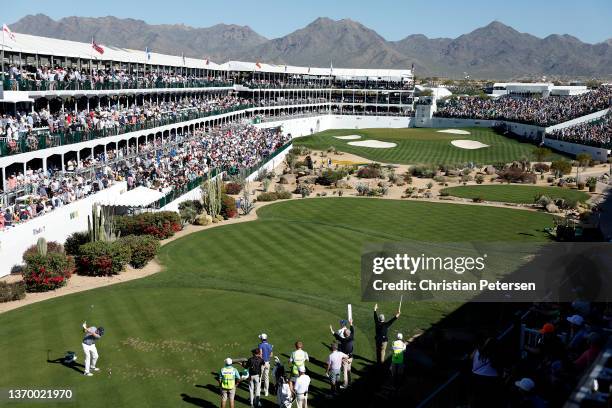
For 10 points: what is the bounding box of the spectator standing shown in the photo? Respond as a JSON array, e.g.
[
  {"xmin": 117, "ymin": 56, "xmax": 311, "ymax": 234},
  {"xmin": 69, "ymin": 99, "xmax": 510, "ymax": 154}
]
[
  {"xmin": 245, "ymin": 349, "xmax": 264, "ymax": 408},
  {"xmin": 325, "ymin": 342, "xmax": 348, "ymax": 395},
  {"xmin": 373, "ymin": 303, "xmax": 400, "ymax": 364},
  {"xmin": 331, "ymin": 319, "xmax": 354, "ymax": 389}
]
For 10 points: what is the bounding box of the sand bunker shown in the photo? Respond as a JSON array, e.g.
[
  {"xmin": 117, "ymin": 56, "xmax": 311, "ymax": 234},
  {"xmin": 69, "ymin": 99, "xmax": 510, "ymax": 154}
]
[
  {"xmin": 348, "ymin": 140, "xmax": 397, "ymax": 149},
  {"xmin": 450, "ymin": 140, "xmax": 490, "ymax": 150},
  {"xmin": 438, "ymin": 129, "xmax": 471, "ymax": 135},
  {"xmin": 334, "ymin": 135, "xmax": 362, "ymax": 140}
]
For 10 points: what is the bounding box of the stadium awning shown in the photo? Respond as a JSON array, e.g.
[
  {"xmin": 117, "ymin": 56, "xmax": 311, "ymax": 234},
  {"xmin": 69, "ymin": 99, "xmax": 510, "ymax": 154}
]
[{"xmin": 103, "ymin": 186, "xmax": 165, "ymax": 208}]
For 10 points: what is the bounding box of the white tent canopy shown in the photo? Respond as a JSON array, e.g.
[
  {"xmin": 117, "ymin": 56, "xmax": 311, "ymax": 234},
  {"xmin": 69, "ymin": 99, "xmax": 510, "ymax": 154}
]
[
  {"xmin": 1, "ymin": 32, "xmax": 413, "ymax": 79},
  {"xmin": 102, "ymin": 186, "xmax": 164, "ymax": 208}
]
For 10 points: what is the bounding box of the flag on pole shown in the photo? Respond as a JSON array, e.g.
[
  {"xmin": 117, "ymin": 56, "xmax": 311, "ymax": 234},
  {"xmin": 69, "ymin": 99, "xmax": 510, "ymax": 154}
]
[
  {"xmin": 330, "ymin": 60, "xmax": 333, "ymax": 74},
  {"xmin": 145, "ymin": 47, "xmax": 151, "ymax": 61},
  {"xmin": 181, "ymin": 53, "xmax": 185, "ymax": 65},
  {"xmin": 3, "ymin": 24, "xmax": 16, "ymax": 41},
  {"xmin": 307, "ymin": 67, "xmax": 311, "ymax": 73},
  {"xmin": 255, "ymin": 61, "xmax": 262, "ymax": 69},
  {"xmin": 205, "ymin": 57, "xmax": 209, "ymax": 66},
  {"xmin": 91, "ymin": 38, "xmax": 104, "ymax": 55}
]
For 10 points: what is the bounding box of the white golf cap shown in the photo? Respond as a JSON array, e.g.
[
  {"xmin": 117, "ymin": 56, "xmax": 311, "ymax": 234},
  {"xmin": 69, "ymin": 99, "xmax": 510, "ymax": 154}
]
[
  {"xmin": 566, "ymin": 314, "xmax": 584, "ymax": 326},
  {"xmin": 397, "ymin": 333, "xmax": 403, "ymax": 340},
  {"xmin": 298, "ymin": 366, "xmax": 306, "ymax": 373},
  {"xmin": 225, "ymin": 358, "xmax": 232, "ymax": 365},
  {"xmin": 259, "ymin": 333, "xmax": 268, "ymax": 340},
  {"xmin": 515, "ymin": 378, "xmax": 535, "ymax": 392}
]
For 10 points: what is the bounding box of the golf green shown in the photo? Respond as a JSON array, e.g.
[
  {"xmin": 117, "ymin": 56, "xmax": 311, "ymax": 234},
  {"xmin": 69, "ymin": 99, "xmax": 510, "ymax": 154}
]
[
  {"xmin": 294, "ymin": 127, "xmax": 566, "ymax": 165},
  {"xmin": 441, "ymin": 185, "xmax": 590, "ymax": 204},
  {"xmin": 0, "ymin": 198, "xmax": 554, "ymax": 407}
]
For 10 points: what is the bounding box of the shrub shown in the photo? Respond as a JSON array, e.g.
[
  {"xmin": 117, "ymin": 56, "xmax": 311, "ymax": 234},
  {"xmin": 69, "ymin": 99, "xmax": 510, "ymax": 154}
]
[
  {"xmin": 23, "ymin": 252, "xmax": 74, "ymax": 292},
  {"xmin": 356, "ymin": 183, "xmax": 371, "ymax": 196},
  {"xmin": 257, "ymin": 192, "xmax": 279, "ymax": 202},
  {"xmin": 533, "ymin": 163, "xmax": 550, "ymax": 173},
  {"xmin": 23, "ymin": 241, "xmax": 64, "ymax": 259},
  {"xmin": 475, "ymin": 175, "xmax": 485, "ymax": 184},
  {"xmin": 0, "ymin": 281, "xmax": 26, "ymax": 302},
  {"xmin": 551, "ymin": 160, "xmax": 572, "ymax": 176},
  {"xmin": 77, "ymin": 241, "xmax": 131, "ymax": 276},
  {"xmin": 409, "ymin": 165, "xmax": 436, "ymax": 178},
  {"xmin": 357, "ymin": 163, "xmax": 382, "ymax": 179},
  {"xmin": 472, "ymin": 196, "xmax": 485, "ymax": 203},
  {"xmin": 118, "ymin": 235, "xmax": 160, "ymax": 269},
  {"xmin": 433, "ymin": 175, "xmax": 446, "ymax": 184},
  {"xmin": 179, "ymin": 206, "xmax": 198, "ymax": 225},
  {"xmin": 439, "ymin": 190, "xmax": 450, "ymax": 197},
  {"xmin": 65, "ymin": 231, "xmax": 89, "ymax": 256},
  {"xmin": 497, "ymin": 167, "xmax": 537, "ymax": 184},
  {"xmin": 114, "ymin": 212, "xmax": 181, "ymax": 240},
  {"xmin": 403, "ymin": 173, "xmax": 413, "ymax": 184},
  {"xmin": 276, "ymin": 190, "xmax": 292, "ymax": 199},
  {"xmin": 535, "ymin": 195, "xmax": 552, "ymax": 207},
  {"xmin": 255, "ymin": 168, "xmax": 272, "ymax": 182},
  {"xmin": 577, "ymin": 182, "xmax": 585, "ymax": 190},
  {"xmin": 294, "ymin": 185, "xmax": 311, "ymax": 198},
  {"xmin": 316, "ymin": 169, "xmax": 347, "ymax": 186},
  {"xmin": 178, "ymin": 200, "xmax": 204, "ymax": 214},
  {"xmin": 220, "ymin": 194, "xmax": 237, "ymax": 219},
  {"xmin": 224, "ymin": 182, "xmax": 242, "ymax": 195}
]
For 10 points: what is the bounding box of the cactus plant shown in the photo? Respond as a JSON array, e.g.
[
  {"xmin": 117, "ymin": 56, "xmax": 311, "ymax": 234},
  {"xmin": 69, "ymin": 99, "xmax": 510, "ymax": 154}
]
[
  {"xmin": 88, "ymin": 203, "xmax": 120, "ymax": 243},
  {"xmin": 36, "ymin": 237, "xmax": 48, "ymax": 256}
]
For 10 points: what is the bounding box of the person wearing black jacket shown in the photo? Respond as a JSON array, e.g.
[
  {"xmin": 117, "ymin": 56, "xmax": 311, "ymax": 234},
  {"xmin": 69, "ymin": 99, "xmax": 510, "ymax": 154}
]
[
  {"xmin": 374, "ymin": 303, "xmax": 400, "ymax": 364},
  {"xmin": 330, "ymin": 319, "xmax": 354, "ymax": 389}
]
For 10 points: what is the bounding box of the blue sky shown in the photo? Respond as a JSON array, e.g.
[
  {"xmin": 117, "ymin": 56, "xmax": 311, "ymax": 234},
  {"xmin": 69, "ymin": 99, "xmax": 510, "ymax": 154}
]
[{"xmin": 4, "ymin": 0, "xmax": 612, "ymax": 43}]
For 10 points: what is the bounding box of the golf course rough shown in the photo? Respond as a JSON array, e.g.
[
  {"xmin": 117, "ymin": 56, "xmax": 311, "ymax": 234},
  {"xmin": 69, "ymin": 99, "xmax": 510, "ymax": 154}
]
[{"xmin": 0, "ymin": 198, "xmax": 554, "ymax": 407}]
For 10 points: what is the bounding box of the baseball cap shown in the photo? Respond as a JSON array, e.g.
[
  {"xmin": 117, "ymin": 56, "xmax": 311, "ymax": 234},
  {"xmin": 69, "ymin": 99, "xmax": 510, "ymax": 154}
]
[
  {"xmin": 566, "ymin": 315, "xmax": 584, "ymax": 326},
  {"xmin": 298, "ymin": 366, "xmax": 306, "ymax": 373},
  {"xmin": 225, "ymin": 358, "xmax": 232, "ymax": 365},
  {"xmin": 397, "ymin": 333, "xmax": 403, "ymax": 340},
  {"xmin": 515, "ymin": 378, "xmax": 535, "ymax": 392},
  {"xmin": 259, "ymin": 333, "xmax": 268, "ymax": 340},
  {"xmin": 539, "ymin": 323, "xmax": 555, "ymax": 334}
]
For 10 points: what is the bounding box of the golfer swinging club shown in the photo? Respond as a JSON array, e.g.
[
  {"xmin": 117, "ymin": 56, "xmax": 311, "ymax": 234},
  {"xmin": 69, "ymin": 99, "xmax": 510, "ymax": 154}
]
[{"xmin": 82, "ymin": 322, "xmax": 104, "ymax": 376}]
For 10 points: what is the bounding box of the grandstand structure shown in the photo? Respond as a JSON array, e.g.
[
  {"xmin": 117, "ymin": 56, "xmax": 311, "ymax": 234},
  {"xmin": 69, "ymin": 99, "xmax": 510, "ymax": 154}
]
[{"xmin": 0, "ymin": 32, "xmax": 414, "ymax": 277}]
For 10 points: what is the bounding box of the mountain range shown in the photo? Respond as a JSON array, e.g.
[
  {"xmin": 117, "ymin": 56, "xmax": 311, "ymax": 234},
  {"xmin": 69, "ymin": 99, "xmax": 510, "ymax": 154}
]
[{"xmin": 9, "ymin": 14, "xmax": 612, "ymax": 80}]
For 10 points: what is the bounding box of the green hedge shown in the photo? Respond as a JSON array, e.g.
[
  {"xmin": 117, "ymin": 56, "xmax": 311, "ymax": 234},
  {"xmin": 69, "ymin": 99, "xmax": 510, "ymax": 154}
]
[
  {"xmin": 77, "ymin": 241, "xmax": 132, "ymax": 276},
  {"xmin": 64, "ymin": 231, "xmax": 90, "ymax": 256},
  {"xmin": 0, "ymin": 281, "xmax": 26, "ymax": 303},
  {"xmin": 118, "ymin": 235, "xmax": 160, "ymax": 269}
]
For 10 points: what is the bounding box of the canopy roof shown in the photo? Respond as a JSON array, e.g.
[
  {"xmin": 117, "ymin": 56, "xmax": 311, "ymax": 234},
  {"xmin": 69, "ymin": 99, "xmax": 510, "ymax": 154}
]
[
  {"xmin": 1, "ymin": 32, "xmax": 413, "ymax": 79},
  {"xmin": 102, "ymin": 186, "xmax": 164, "ymax": 208}
]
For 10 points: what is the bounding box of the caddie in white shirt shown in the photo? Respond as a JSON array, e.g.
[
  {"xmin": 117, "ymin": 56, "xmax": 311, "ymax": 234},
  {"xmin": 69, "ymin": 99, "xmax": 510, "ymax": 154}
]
[{"xmin": 81, "ymin": 322, "xmax": 104, "ymax": 376}]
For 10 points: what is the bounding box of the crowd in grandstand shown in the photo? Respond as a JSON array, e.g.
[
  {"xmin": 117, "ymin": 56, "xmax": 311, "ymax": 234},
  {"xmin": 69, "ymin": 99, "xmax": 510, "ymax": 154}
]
[
  {"xmin": 5, "ymin": 64, "xmax": 232, "ymax": 90},
  {"xmin": 0, "ymin": 122, "xmax": 288, "ymax": 229},
  {"xmin": 435, "ymin": 86, "xmax": 612, "ymax": 127},
  {"xmin": 0, "ymin": 94, "xmax": 249, "ymax": 150},
  {"xmin": 546, "ymin": 110, "xmax": 612, "ymax": 148}
]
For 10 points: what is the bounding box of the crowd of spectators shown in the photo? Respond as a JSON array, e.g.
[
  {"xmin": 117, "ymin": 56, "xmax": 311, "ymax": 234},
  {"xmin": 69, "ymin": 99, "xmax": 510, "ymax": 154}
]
[
  {"xmin": 435, "ymin": 86, "xmax": 612, "ymax": 127},
  {"xmin": 0, "ymin": 94, "xmax": 250, "ymax": 153},
  {"xmin": 0, "ymin": 122, "xmax": 288, "ymax": 230},
  {"xmin": 5, "ymin": 64, "xmax": 233, "ymax": 91},
  {"xmin": 547, "ymin": 110, "xmax": 612, "ymax": 149},
  {"xmin": 469, "ymin": 301, "xmax": 611, "ymax": 408}
]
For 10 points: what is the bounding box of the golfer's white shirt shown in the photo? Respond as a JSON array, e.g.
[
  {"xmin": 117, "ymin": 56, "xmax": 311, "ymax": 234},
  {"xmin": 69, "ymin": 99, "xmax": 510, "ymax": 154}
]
[{"xmin": 294, "ymin": 374, "xmax": 310, "ymax": 394}]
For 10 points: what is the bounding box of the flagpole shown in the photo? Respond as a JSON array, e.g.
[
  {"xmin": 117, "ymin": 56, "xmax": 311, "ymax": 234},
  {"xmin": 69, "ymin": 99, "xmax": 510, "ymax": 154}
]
[{"xmin": 2, "ymin": 28, "xmax": 5, "ymax": 82}]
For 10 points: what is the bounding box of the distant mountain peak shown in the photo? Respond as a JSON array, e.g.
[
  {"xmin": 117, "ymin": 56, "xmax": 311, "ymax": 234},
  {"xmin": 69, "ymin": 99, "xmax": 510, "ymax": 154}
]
[{"xmin": 8, "ymin": 14, "xmax": 612, "ymax": 80}]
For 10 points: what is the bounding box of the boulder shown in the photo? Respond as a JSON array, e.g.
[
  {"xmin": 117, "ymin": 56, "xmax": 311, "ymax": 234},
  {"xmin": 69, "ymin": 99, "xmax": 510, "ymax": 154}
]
[
  {"xmin": 545, "ymin": 203, "xmax": 560, "ymax": 213},
  {"xmin": 484, "ymin": 165, "xmax": 497, "ymax": 175},
  {"xmin": 298, "ymin": 175, "xmax": 318, "ymax": 185},
  {"xmin": 335, "ymin": 179, "xmax": 351, "ymax": 189},
  {"xmin": 279, "ymin": 174, "xmax": 296, "ymax": 185}
]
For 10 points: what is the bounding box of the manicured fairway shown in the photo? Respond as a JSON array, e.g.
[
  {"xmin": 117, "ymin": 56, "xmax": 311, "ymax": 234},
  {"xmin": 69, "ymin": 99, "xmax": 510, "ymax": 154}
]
[
  {"xmin": 441, "ymin": 185, "xmax": 590, "ymax": 204},
  {"xmin": 294, "ymin": 127, "xmax": 566, "ymax": 165},
  {"xmin": 0, "ymin": 198, "xmax": 554, "ymax": 408}
]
